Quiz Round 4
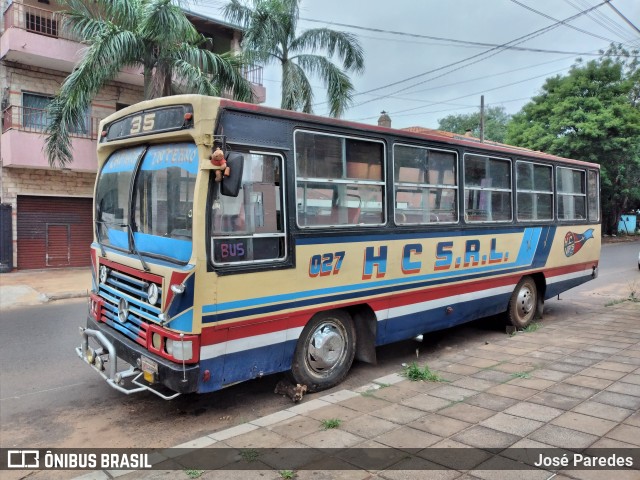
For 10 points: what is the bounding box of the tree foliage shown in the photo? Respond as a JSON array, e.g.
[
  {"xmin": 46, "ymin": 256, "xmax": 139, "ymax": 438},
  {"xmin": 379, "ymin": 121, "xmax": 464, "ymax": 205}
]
[
  {"xmin": 223, "ymin": 0, "xmax": 364, "ymax": 117},
  {"xmin": 437, "ymin": 106, "xmax": 511, "ymax": 143},
  {"xmin": 45, "ymin": 0, "xmax": 253, "ymax": 168},
  {"xmin": 506, "ymin": 45, "xmax": 640, "ymax": 233}
]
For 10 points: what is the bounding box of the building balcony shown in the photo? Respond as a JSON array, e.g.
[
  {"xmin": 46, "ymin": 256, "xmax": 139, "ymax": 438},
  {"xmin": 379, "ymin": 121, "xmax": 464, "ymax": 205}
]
[
  {"xmin": 2, "ymin": 1, "xmax": 266, "ymax": 101},
  {"xmin": 1, "ymin": 105, "xmax": 100, "ymax": 172}
]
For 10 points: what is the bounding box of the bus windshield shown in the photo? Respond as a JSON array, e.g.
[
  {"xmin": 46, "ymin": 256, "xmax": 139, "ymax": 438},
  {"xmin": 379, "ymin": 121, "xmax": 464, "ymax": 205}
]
[{"xmin": 95, "ymin": 143, "xmax": 198, "ymax": 263}]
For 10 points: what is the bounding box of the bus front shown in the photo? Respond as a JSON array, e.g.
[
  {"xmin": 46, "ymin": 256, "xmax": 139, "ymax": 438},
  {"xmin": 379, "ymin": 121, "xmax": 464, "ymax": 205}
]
[{"xmin": 77, "ymin": 95, "xmax": 225, "ymax": 399}]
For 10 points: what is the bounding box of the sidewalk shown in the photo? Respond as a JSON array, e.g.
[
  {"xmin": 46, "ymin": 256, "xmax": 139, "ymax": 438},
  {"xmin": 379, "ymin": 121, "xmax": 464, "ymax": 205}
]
[
  {"xmin": 0, "ymin": 267, "xmax": 91, "ymax": 310},
  {"xmin": 69, "ymin": 299, "xmax": 639, "ymax": 480}
]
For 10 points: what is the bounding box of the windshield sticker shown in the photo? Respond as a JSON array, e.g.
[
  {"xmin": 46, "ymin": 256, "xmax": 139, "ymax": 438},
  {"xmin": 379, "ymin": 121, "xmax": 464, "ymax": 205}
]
[
  {"xmin": 141, "ymin": 144, "xmax": 199, "ymax": 174},
  {"xmin": 102, "ymin": 146, "xmax": 145, "ymax": 174}
]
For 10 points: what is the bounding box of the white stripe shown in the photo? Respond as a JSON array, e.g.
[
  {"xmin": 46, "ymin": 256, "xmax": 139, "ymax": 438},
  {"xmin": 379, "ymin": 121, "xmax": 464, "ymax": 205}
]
[
  {"xmin": 201, "ymin": 326, "xmax": 304, "ymax": 360},
  {"xmin": 546, "ymin": 269, "xmax": 592, "ymax": 285}
]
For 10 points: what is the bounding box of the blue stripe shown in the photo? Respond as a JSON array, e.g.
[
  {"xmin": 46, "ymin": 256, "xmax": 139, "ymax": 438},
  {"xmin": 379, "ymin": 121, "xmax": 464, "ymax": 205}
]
[{"xmin": 203, "ymin": 227, "xmax": 554, "ymax": 322}]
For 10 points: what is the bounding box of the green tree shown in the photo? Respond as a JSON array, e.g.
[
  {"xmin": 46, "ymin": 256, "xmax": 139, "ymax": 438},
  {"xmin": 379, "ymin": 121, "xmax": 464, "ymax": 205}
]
[
  {"xmin": 506, "ymin": 45, "xmax": 640, "ymax": 234},
  {"xmin": 437, "ymin": 106, "xmax": 511, "ymax": 143},
  {"xmin": 45, "ymin": 0, "xmax": 253, "ymax": 168},
  {"xmin": 223, "ymin": 0, "xmax": 364, "ymax": 117}
]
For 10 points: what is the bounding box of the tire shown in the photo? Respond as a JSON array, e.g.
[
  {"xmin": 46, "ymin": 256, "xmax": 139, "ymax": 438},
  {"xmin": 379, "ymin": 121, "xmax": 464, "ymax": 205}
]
[
  {"xmin": 290, "ymin": 310, "xmax": 356, "ymax": 392},
  {"xmin": 507, "ymin": 276, "xmax": 538, "ymax": 329}
]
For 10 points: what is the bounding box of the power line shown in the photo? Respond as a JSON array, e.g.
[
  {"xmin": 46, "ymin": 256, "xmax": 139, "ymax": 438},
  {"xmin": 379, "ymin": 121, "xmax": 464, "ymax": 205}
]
[
  {"xmin": 606, "ymin": 0, "xmax": 640, "ymax": 35},
  {"xmin": 563, "ymin": 0, "xmax": 637, "ymax": 43}
]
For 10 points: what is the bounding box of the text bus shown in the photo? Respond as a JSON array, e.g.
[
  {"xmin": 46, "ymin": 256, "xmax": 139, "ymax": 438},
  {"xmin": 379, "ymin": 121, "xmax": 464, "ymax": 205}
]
[{"xmin": 77, "ymin": 95, "xmax": 600, "ymax": 398}]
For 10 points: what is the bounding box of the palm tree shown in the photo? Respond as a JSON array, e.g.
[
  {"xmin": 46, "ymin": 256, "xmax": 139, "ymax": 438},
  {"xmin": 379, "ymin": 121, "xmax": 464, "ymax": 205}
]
[
  {"xmin": 223, "ymin": 0, "xmax": 364, "ymax": 118},
  {"xmin": 45, "ymin": 0, "xmax": 254, "ymax": 168}
]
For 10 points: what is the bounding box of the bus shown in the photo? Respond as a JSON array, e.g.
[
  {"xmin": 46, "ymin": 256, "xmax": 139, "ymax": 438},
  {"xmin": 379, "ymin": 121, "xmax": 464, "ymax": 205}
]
[{"xmin": 77, "ymin": 94, "xmax": 601, "ymax": 399}]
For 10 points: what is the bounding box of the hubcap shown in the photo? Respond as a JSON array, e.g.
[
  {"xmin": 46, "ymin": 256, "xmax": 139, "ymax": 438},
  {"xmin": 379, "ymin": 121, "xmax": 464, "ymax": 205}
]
[
  {"xmin": 516, "ymin": 286, "xmax": 534, "ymax": 319},
  {"xmin": 306, "ymin": 322, "xmax": 346, "ymax": 374}
]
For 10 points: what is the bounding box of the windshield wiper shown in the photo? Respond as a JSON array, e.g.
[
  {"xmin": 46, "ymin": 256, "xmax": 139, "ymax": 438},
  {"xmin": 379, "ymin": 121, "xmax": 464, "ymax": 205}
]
[
  {"xmin": 94, "ymin": 221, "xmax": 107, "ymax": 257},
  {"xmin": 123, "ymin": 223, "xmax": 150, "ymax": 272}
]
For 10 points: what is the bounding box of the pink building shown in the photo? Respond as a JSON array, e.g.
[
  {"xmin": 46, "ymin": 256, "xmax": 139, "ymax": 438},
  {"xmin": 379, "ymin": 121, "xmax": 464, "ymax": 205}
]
[{"xmin": 0, "ymin": 0, "xmax": 265, "ymax": 271}]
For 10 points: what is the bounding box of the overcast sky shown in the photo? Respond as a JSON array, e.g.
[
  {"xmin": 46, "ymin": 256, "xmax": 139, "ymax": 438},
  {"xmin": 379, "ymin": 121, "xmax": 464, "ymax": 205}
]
[{"xmin": 195, "ymin": 0, "xmax": 640, "ymax": 130}]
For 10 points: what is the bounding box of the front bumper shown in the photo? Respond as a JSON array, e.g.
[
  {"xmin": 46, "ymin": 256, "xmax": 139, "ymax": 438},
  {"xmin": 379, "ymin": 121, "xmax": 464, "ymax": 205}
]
[{"xmin": 76, "ymin": 316, "xmax": 200, "ymax": 399}]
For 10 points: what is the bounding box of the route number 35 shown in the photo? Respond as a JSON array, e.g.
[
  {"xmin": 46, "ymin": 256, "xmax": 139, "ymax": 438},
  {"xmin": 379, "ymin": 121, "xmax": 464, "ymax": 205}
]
[{"xmin": 130, "ymin": 113, "xmax": 156, "ymax": 135}]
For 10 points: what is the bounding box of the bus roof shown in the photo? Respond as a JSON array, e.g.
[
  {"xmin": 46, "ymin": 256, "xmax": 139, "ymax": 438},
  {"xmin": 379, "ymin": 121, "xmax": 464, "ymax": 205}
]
[{"xmin": 219, "ymin": 98, "xmax": 600, "ymax": 169}]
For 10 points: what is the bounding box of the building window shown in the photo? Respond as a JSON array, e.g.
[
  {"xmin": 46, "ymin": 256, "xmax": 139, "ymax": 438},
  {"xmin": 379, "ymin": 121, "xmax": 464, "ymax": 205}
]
[{"xmin": 22, "ymin": 92, "xmax": 90, "ymax": 134}]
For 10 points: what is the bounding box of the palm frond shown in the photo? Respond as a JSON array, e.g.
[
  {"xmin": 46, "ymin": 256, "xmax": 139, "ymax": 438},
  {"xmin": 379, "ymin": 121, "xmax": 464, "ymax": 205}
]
[
  {"xmin": 281, "ymin": 60, "xmax": 313, "ymax": 113},
  {"xmin": 295, "ymin": 54, "xmax": 353, "ymax": 117},
  {"xmin": 291, "ymin": 28, "xmax": 364, "ymax": 73},
  {"xmin": 141, "ymin": 0, "xmax": 199, "ymax": 44}
]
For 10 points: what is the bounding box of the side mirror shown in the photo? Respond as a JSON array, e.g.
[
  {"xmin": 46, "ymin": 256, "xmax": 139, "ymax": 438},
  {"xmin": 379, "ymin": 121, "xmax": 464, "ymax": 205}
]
[{"xmin": 221, "ymin": 152, "xmax": 244, "ymax": 197}]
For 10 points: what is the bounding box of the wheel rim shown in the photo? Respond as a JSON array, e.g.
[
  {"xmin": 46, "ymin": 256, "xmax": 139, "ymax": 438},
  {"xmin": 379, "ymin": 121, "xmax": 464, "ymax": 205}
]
[
  {"xmin": 516, "ymin": 284, "xmax": 535, "ymax": 321},
  {"xmin": 305, "ymin": 321, "xmax": 347, "ymax": 375}
]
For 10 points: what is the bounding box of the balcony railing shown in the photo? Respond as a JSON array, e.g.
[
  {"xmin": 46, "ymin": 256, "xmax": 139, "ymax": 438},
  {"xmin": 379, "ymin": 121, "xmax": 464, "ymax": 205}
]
[
  {"xmin": 2, "ymin": 105, "xmax": 101, "ymax": 140},
  {"xmin": 241, "ymin": 64, "xmax": 263, "ymax": 86},
  {"xmin": 3, "ymin": 1, "xmax": 77, "ymax": 41}
]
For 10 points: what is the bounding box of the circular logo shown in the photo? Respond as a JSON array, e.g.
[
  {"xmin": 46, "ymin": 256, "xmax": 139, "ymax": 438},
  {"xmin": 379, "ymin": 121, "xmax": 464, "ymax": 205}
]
[{"xmin": 118, "ymin": 297, "xmax": 129, "ymax": 323}]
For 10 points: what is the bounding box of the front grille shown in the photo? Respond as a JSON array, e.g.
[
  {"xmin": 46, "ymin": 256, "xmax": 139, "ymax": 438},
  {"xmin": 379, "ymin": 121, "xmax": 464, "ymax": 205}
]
[{"xmin": 98, "ymin": 264, "xmax": 163, "ymax": 347}]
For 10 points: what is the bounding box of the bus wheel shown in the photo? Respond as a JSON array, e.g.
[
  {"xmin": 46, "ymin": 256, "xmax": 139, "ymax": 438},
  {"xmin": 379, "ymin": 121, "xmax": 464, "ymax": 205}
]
[
  {"xmin": 508, "ymin": 276, "xmax": 538, "ymax": 329},
  {"xmin": 290, "ymin": 310, "xmax": 356, "ymax": 392}
]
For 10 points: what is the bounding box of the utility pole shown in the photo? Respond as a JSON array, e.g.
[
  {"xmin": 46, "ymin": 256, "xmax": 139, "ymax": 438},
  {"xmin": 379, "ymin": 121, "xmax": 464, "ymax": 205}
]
[{"xmin": 480, "ymin": 95, "xmax": 485, "ymax": 143}]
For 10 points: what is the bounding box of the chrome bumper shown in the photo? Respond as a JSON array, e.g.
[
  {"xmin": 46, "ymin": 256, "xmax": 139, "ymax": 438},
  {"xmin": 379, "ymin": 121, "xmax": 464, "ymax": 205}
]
[{"xmin": 75, "ymin": 326, "xmax": 180, "ymax": 400}]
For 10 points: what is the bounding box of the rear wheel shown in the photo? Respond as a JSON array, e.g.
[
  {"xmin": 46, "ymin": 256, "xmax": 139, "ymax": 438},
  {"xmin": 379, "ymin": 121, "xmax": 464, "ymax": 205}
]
[
  {"xmin": 290, "ymin": 310, "xmax": 356, "ymax": 392},
  {"xmin": 507, "ymin": 276, "xmax": 538, "ymax": 328}
]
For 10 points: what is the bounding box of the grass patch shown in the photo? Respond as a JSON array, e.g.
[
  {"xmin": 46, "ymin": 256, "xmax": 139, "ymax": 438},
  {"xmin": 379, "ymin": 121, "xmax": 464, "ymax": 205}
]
[
  {"xmin": 279, "ymin": 470, "xmax": 296, "ymax": 479},
  {"xmin": 185, "ymin": 471, "xmax": 205, "ymax": 479},
  {"xmin": 240, "ymin": 448, "xmax": 260, "ymax": 462},
  {"xmin": 321, "ymin": 418, "xmax": 342, "ymax": 430},
  {"xmin": 522, "ymin": 322, "xmax": 541, "ymax": 333},
  {"xmin": 511, "ymin": 371, "xmax": 531, "ymax": 379},
  {"xmin": 605, "ymin": 298, "xmax": 628, "ymax": 307},
  {"xmin": 402, "ymin": 362, "xmax": 444, "ymax": 382}
]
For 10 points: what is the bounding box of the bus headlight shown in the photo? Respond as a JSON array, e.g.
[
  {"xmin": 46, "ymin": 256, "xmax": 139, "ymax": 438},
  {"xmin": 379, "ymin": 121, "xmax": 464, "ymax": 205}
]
[
  {"xmin": 165, "ymin": 339, "xmax": 193, "ymax": 361},
  {"xmin": 151, "ymin": 332, "xmax": 162, "ymax": 350},
  {"xmin": 147, "ymin": 283, "xmax": 159, "ymax": 305}
]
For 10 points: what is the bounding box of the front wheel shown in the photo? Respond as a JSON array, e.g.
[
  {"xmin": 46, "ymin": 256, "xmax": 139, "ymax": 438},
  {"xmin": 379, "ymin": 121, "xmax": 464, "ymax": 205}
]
[
  {"xmin": 290, "ymin": 310, "xmax": 356, "ymax": 392},
  {"xmin": 507, "ymin": 277, "xmax": 538, "ymax": 328}
]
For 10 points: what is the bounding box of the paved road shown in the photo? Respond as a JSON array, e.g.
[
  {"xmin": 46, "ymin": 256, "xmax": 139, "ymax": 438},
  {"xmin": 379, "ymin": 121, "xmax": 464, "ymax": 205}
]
[{"xmin": 1, "ymin": 240, "xmax": 638, "ymax": 464}]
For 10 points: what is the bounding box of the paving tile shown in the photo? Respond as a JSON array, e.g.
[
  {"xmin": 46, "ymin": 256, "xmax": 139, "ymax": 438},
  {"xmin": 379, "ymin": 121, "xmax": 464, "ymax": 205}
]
[
  {"xmin": 400, "ymin": 393, "xmax": 453, "ymax": 412},
  {"xmin": 305, "ymin": 403, "xmax": 364, "ymax": 423},
  {"xmin": 546, "ymin": 382, "xmax": 598, "ymax": 399},
  {"xmin": 472, "ymin": 458, "xmax": 552, "ymax": 480},
  {"xmin": 471, "ymin": 369, "xmax": 514, "ymax": 383},
  {"xmin": 480, "ymin": 412, "xmax": 543, "ymax": 436},
  {"xmin": 529, "ymin": 368, "xmax": 572, "ymax": 381},
  {"xmin": 457, "ymin": 356, "xmax": 501, "ymax": 368},
  {"xmin": 527, "ymin": 424, "xmax": 598, "ymax": 449},
  {"xmin": 503, "ymin": 401, "xmax": 564, "ymax": 422},
  {"xmin": 606, "ymin": 381, "xmax": 640, "ymax": 397},
  {"xmin": 373, "ymin": 425, "xmax": 441, "ymax": 450},
  {"xmin": 298, "ymin": 427, "xmax": 365, "ymax": 449},
  {"xmin": 572, "ymin": 400, "xmax": 634, "ymax": 422},
  {"xmin": 484, "ymin": 383, "xmax": 538, "ymax": 400},
  {"xmin": 286, "ymin": 399, "xmax": 332, "ymax": 414},
  {"xmin": 223, "ymin": 428, "xmax": 293, "ymax": 449},
  {"xmin": 605, "ymin": 424, "xmax": 640, "ymax": 446},
  {"xmin": 369, "ymin": 403, "xmax": 426, "ymax": 424},
  {"xmin": 591, "ymin": 390, "xmax": 640, "ymax": 410},
  {"xmin": 620, "ymin": 373, "xmax": 640, "ymax": 385},
  {"xmin": 623, "ymin": 411, "xmax": 640, "ymax": 427},
  {"xmin": 590, "ymin": 437, "xmax": 639, "ymax": 449},
  {"xmin": 527, "ymin": 392, "xmax": 582, "ymax": 410},
  {"xmin": 595, "ymin": 361, "xmax": 638, "ymax": 373},
  {"xmin": 268, "ymin": 416, "xmax": 324, "ymax": 440},
  {"xmin": 438, "ymin": 402, "xmax": 496, "ymax": 423},
  {"xmin": 544, "ymin": 362, "xmax": 586, "ymax": 374},
  {"xmin": 560, "ymin": 355, "xmax": 601, "ymax": 367},
  {"xmin": 451, "ymin": 425, "xmax": 520, "ymax": 449},
  {"xmin": 464, "ymin": 392, "xmax": 519, "ymax": 411},
  {"xmin": 427, "ymin": 385, "xmax": 479, "ymax": 402},
  {"xmin": 340, "ymin": 414, "xmax": 398, "ymax": 438},
  {"xmin": 208, "ymin": 423, "xmax": 259, "ymax": 441},
  {"xmin": 451, "ymin": 376, "xmax": 498, "ymax": 392},
  {"xmin": 563, "ymin": 374, "xmax": 614, "ymax": 390},
  {"xmin": 490, "ymin": 362, "xmax": 535, "ymax": 374},
  {"xmin": 550, "ymin": 411, "xmax": 617, "ymax": 436},
  {"xmin": 250, "ymin": 410, "xmax": 298, "ymax": 427},
  {"xmin": 581, "ymin": 367, "xmax": 631, "ymax": 381},
  {"xmin": 377, "ymin": 459, "xmax": 462, "ymax": 480},
  {"xmin": 506, "ymin": 376, "xmax": 555, "ymax": 390},
  {"xmin": 574, "ymin": 350, "xmax": 610, "ymax": 360},
  {"xmin": 585, "ymin": 345, "xmax": 621, "ymax": 355},
  {"xmin": 411, "ymin": 413, "xmax": 471, "ymax": 437},
  {"xmin": 441, "ymin": 363, "xmax": 482, "ymax": 376},
  {"xmin": 318, "ymin": 389, "xmax": 361, "ymax": 404},
  {"xmin": 338, "ymin": 394, "xmax": 392, "ymax": 413},
  {"xmin": 419, "ymin": 439, "xmax": 493, "ymax": 470}
]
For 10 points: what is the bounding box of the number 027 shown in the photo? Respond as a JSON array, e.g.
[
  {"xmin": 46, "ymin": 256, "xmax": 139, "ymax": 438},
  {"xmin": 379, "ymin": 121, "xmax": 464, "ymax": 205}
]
[{"xmin": 309, "ymin": 251, "xmax": 345, "ymax": 277}]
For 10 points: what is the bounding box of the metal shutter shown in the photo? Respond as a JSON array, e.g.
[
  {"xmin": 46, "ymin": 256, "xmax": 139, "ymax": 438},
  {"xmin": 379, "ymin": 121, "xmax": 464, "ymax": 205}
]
[{"xmin": 17, "ymin": 196, "xmax": 93, "ymax": 270}]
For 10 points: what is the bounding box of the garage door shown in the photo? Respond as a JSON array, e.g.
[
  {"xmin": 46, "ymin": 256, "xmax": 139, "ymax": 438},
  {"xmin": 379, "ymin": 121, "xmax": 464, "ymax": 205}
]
[{"xmin": 17, "ymin": 196, "xmax": 93, "ymax": 270}]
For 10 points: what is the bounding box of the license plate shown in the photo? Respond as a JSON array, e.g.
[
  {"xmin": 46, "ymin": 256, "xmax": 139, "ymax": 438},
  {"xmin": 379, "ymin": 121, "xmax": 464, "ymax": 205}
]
[{"xmin": 140, "ymin": 356, "xmax": 158, "ymax": 374}]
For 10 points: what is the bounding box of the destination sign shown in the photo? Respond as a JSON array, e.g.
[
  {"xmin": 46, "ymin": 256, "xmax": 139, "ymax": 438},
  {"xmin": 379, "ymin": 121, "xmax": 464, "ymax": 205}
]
[{"xmin": 102, "ymin": 105, "xmax": 194, "ymax": 142}]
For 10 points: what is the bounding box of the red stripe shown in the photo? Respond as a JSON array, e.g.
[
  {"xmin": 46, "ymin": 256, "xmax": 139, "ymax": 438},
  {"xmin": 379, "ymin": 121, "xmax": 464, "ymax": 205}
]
[{"xmin": 99, "ymin": 257, "xmax": 163, "ymax": 284}]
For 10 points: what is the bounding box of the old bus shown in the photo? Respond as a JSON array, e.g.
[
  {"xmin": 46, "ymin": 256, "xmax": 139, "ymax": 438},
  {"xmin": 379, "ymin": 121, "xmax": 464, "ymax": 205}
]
[{"xmin": 77, "ymin": 95, "xmax": 600, "ymax": 399}]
